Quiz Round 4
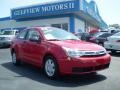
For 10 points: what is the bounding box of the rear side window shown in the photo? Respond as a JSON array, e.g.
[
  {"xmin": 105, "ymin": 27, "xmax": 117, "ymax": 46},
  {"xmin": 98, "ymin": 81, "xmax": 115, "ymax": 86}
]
[
  {"xmin": 17, "ymin": 30, "xmax": 27, "ymax": 40},
  {"xmin": 26, "ymin": 29, "xmax": 40, "ymax": 40}
]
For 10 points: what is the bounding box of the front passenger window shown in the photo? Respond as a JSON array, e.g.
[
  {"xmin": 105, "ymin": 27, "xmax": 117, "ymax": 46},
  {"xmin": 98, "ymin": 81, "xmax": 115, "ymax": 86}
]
[
  {"xmin": 30, "ymin": 32, "xmax": 40, "ymax": 41},
  {"xmin": 26, "ymin": 29, "xmax": 40, "ymax": 41}
]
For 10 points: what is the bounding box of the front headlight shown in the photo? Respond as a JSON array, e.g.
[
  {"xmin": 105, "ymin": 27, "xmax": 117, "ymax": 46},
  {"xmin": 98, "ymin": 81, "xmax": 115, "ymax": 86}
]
[
  {"xmin": 101, "ymin": 48, "xmax": 107, "ymax": 54},
  {"xmin": 62, "ymin": 47, "xmax": 107, "ymax": 58},
  {"xmin": 62, "ymin": 47, "xmax": 85, "ymax": 58}
]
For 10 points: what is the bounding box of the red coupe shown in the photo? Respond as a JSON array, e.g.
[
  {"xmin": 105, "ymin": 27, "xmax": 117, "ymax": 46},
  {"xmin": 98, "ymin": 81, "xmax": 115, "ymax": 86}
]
[{"xmin": 10, "ymin": 27, "xmax": 111, "ymax": 79}]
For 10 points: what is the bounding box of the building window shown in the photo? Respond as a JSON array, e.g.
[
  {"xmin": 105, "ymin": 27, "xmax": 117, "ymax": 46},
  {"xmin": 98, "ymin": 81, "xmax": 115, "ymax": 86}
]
[
  {"xmin": 51, "ymin": 24, "xmax": 61, "ymax": 28},
  {"xmin": 51, "ymin": 23, "xmax": 68, "ymax": 31},
  {"xmin": 62, "ymin": 23, "xmax": 68, "ymax": 31}
]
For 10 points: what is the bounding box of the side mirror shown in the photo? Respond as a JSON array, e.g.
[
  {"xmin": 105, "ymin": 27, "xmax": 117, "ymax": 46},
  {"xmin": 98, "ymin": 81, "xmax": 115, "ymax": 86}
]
[{"xmin": 29, "ymin": 35, "xmax": 41, "ymax": 43}]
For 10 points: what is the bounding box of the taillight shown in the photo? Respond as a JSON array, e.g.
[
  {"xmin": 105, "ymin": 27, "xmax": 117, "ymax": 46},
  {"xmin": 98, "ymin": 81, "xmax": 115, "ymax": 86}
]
[{"xmin": 116, "ymin": 40, "xmax": 120, "ymax": 42}]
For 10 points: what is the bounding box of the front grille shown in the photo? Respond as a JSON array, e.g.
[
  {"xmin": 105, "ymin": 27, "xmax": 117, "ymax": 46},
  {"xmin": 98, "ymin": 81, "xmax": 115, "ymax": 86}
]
[
  {"xmin": 81, "ymin": 50, "xmax": 106, "ymax": 57},
  {"xmin": 72, "ymin": 67, "xmax": 93, "ymax": 72},
  {"xmin": 72, "ymin": 63, "xmax": 110, "ymax": 73},
  {"xmin": 81, "ymin": 53, "xmax": 106, "ymax": 57},
  {"xmin": 94, "ymin": 63, "xmax": 110, "ymax": 70}
]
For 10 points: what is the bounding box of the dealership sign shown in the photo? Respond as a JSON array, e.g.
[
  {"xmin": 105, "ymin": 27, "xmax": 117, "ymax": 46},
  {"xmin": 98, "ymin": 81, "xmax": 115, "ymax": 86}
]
[
  {"xmin": 11, "ymin": 0, "xmax": 80, "ymax": 19},
  {"xmin": 14, "ymin": 3, "xmax": 75, "ymax": 15},
  {"xmin": 11, "ymin": 0, "xmax": 103, "ymax": 25}
]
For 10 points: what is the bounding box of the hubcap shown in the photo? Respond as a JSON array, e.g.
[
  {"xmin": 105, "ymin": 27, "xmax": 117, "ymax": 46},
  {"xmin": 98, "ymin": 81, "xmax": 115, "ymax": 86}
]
[
  {"xmin": 12, "ymin": 53, "xmax": 16, "ymax": 64},
  {"xmin": 45, "ymin": 59, "xmax": 55, "ymax": 77}
]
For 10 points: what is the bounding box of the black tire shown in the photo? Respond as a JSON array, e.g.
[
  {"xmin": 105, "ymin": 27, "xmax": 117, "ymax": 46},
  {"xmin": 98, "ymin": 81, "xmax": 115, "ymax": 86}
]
[
  {"xmin": 44, "ymin": 56, "xmax": 59, "ymax": 79},
  {"xmin": 12, "ymin": 52, "xmax": 21, "ymax": 66}
]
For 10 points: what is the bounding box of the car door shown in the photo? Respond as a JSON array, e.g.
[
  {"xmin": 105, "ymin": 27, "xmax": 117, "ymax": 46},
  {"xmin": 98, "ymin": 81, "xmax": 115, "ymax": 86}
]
[
  {"xmin": 107, "ymin": 32, "xmax": 120, "ymax": 50},
  {"xmin": 16, "ymin": 29, "xmax": 28, "ymax": 60},
  {"xmin": 24, "ymin": 29, "xmax": 46, "ymax": 66}
]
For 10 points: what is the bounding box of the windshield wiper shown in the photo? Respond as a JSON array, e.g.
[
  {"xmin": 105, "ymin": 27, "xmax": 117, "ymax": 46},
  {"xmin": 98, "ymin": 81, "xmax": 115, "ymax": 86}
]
[
  {"xmin": 48, "ymin": 39, "xmax": 61, "ymax": 41},
  {"xmin": 65, "ymin": 39, "xmax": 79, "ymax": 40}
]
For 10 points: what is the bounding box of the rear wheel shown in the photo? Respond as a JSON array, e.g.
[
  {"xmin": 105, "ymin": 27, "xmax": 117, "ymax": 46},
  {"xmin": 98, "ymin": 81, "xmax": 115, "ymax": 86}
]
[
  {"xmin": 12, "ymin": 52, "xmax": 21, "ymax": 65},
  {"xmin": 44, "ymin": 56, "xmax": 59, "ymax": 79}
]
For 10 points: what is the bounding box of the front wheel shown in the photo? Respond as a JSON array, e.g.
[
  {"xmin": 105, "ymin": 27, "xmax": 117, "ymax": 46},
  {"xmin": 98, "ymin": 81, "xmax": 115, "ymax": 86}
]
[
  {"xmin": 44, "ymin": 56, "xmax": 59, "ymax": 79},
  {"xmin": 12, "ymin": 52, "xmax": 21, "ymax": 65}
]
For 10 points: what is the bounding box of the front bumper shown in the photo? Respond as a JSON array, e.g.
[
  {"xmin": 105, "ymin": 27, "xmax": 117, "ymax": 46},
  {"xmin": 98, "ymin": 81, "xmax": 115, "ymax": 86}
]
[
  {"xmin": 58, "ymin": 54, "xmax": 111, "ymax": 75},
  {"xmin": 0, "ymin": 41, "xmax": 11, "ymax": 47}
]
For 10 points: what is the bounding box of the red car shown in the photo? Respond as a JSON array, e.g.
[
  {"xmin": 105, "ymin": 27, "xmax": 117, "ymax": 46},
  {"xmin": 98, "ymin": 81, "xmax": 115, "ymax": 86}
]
[{"xmin": 10, "ymin": 27, "xmax": 111, "ymax": 79}]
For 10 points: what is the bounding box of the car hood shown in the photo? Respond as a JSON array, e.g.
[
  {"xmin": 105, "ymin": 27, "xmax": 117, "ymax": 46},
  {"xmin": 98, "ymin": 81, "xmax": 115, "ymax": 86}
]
[
  {"xmin": 0, "ymin": 35, "xmax": 15, "ymax": 38},
  {"xmin": 49, "ymin": 40, "xmax": 104, "ymax": 51}
]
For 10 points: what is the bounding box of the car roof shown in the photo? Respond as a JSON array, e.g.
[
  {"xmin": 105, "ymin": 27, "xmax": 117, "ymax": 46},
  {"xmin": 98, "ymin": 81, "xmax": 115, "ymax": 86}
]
[{"xmin": 3, "ymin": 29, "xmax": 18, "ymax": 31}]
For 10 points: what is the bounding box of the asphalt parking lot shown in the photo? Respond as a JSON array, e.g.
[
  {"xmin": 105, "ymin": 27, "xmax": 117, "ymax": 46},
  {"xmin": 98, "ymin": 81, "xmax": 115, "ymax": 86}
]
[{"xmin": 0, "ymin": 48, "xmax": 120, "ymax": 90}]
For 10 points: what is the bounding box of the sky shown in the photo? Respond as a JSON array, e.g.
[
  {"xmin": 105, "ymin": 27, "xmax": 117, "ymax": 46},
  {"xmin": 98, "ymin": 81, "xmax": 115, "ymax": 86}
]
[{"xmin": 0, "ymin": 0, "xmax": 120, "ymax": 25}]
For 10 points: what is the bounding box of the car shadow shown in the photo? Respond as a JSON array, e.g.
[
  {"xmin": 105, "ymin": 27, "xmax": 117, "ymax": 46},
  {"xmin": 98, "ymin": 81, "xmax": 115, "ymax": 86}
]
[{"xmin": 2, "ymin": 62, "xmax": 107, "ymax": 87}]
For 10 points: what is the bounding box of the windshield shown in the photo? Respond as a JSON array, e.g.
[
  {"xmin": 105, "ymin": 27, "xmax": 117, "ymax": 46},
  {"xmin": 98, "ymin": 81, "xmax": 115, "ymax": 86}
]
[
  {"xmin": 41, "ymin": 27, "xmax": 80, "ymax": 41},
  {"xmin": 0, "ymin": 30, "xmax": 14, "ymax": 35},
  {"xmin": 112, "ymin": 32, "xmax": 120, "ymax": 36},
  {"xmin": 93, "ymin": 32, "xmax": 105, "ymax": 37}
]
